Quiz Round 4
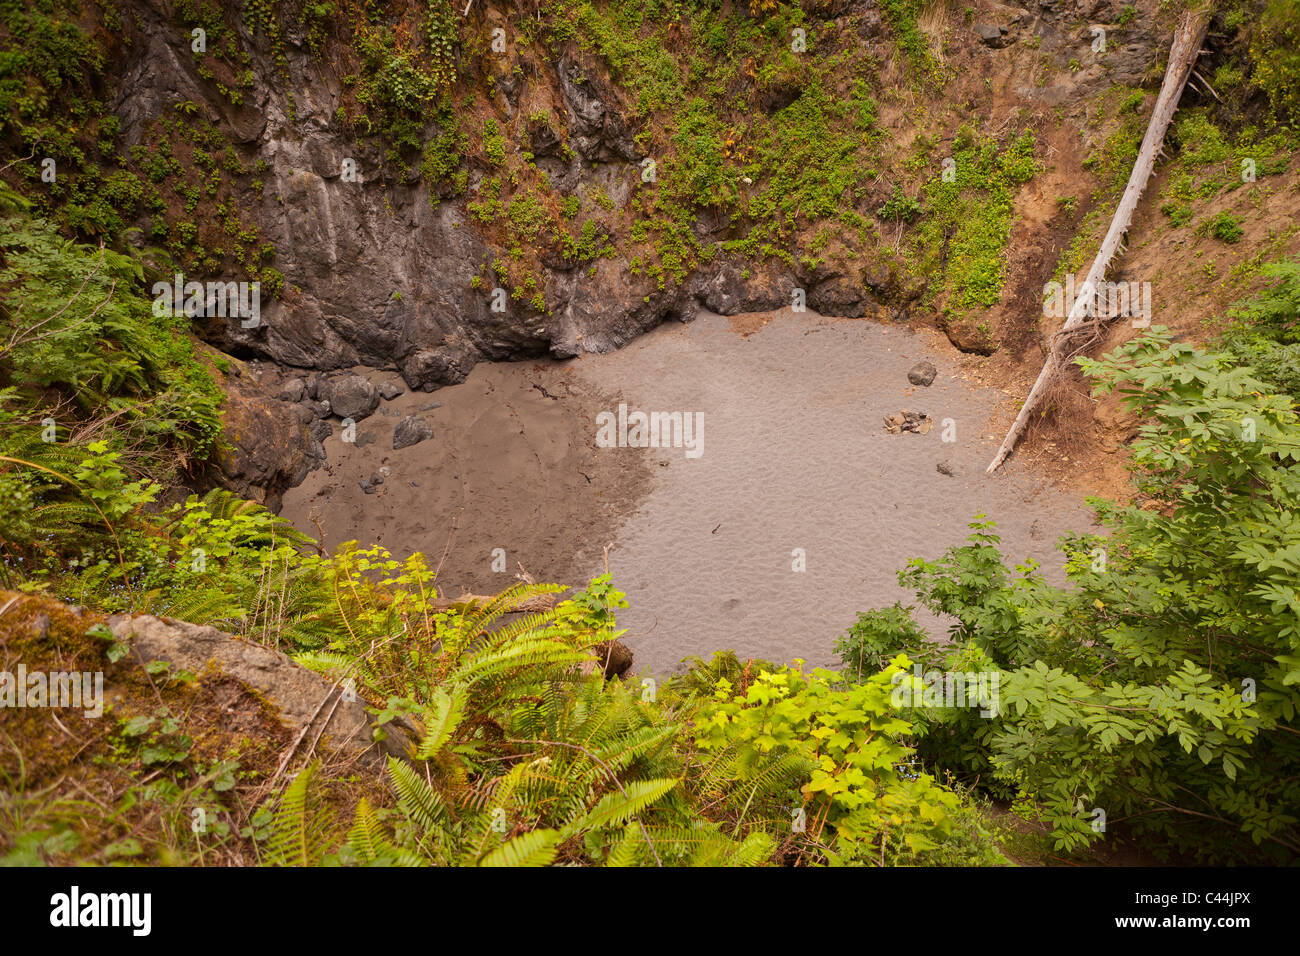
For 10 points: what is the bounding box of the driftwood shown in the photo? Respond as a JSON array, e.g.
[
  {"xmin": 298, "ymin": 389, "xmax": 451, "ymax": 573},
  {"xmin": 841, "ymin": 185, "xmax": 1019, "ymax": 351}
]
[{"xmin": 986, "ymin": 11, "xmax": 1210, "ymax": 474}]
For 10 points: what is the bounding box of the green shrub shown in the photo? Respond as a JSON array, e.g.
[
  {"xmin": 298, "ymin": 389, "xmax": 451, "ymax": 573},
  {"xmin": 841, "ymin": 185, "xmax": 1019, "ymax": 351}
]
[
  {"xmin": 1251, "ymin": 0, "xmax": 1300, "ymax": 126},
  {"xmin": 846, "ymin": 331, "xmax": 1300, "ymax": 862},
  {"xmin": 1201, "ymin": 210, "xmax": 1244, "ymax": 243},
  {"xmin": 1221, "ymin": 256, "xmax": 1300, "ymax": 395}
]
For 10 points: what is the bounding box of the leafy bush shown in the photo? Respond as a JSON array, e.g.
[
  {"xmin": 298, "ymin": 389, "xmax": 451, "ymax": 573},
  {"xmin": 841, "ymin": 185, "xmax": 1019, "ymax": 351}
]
[
  {"xmin": 845, "ymin": 331, "xmax": 1300, "ymax": 862},
  {"xmin": 1221, "ymin": 256, "xmax": 1300, "ymax": 396},
  {"xmin": 0, "ymin": 196, "xmax": 222, "ymax": 455},
  {"xmin": 1200, "ymin": 210, "xmax": 1244, "ymax": 244},
  {"xmin": 1250, "ymin": 0, "xmax": 1300, "ymax": 126}
]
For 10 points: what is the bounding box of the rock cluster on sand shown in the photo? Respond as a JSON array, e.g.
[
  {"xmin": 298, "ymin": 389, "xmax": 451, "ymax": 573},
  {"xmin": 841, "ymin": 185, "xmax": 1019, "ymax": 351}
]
[{"xmin": 883, "ymin": 409, "xmax": 933, "ymax": 434}]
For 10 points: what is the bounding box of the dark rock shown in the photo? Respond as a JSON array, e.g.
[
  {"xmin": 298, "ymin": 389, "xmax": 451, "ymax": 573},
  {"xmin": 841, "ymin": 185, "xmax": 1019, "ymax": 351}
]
[
  {"xmin": 592, "ymin": 639, "xmax": 634, "ymax": 679},
  {"xmin": 369, "ymin": 473, "xmax": 383, "ymax": 485},
  {"xmin": 278, "ymin": 378, "xmax": 307, "ymax": 403},
  {"xmin": 359, "ymin": 479, "xmax": 375, "ymax": 494},
  {"xmin": 212, "ymin": 364, "xmax": 315, "ymax": 511},
  {"xmin": 936, "ymin": 460, "xmax": 955, "ymax": 477},
  {"xmin": 974, "ymin": 24, "xmax": 1013, "ymax": 48},
  {"xmin": 401, "ymin": 346, "xmax": 472, "ymax": 390},
  {"xmin": 393, "ymin": 415, "xmax": 435, "ymax": 450},
  {"xmin": 378, "ymin": 381, "xmax": 404, "ymax": 400},
  {"xmin": 527, "ymin": 115, "xmax": 563, "ymax": 157},
  {"xmin": 309, "ymin": 419, "xmax": 332, "ymax": 442},
  {"xmin": 808, "ymin": 277, "xmax": 867, "ymax": 318},
  {"xmin": 558, "ymin": 54, "xmax": 637, "ymax": 162},
  {"xmin": 689, "ymin": 258, "xmax": 792, "ymax": 316},
  {"xmin": 907, "ymin": 361, "xmax": 938, "ymax": 386},
  {"xmin": 322, "ymin": 374, "xmax": 380, "ymax": 420}
]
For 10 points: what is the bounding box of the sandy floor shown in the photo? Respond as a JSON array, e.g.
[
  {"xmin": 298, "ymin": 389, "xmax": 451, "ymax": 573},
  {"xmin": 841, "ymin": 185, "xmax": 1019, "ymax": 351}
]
[{"xmin": 281, "ymin": 309, "xmax": 1097, "ymax": 676}]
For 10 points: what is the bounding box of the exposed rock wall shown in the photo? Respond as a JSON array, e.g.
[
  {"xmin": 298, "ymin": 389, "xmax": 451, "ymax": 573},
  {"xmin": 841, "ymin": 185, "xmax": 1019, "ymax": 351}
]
[{"xmin": 102, "ymin": 0, "xmax": 1172, "ymax": 391}]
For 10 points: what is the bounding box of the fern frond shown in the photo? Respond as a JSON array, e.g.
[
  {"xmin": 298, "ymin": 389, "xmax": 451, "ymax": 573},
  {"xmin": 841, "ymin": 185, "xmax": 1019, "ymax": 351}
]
[
  {"xmin": 561, "ymin": 777, "xmax": 678, "ymax": 838},
  {"xmin": 265, "ymin": 761, "xmax": 329, "ymax": 867},
  {"xmin": 347, "ymin": 797, "xmax": 384, "ymax": 863},
  {"xmin": 387, "ymin": 756, "xmax": 450, "ymax": 835},
  {"xmin": 416, "ymin": 686, "xmax": 468, "ymax": 760},
  {"xmin": 479, "ymin": 828, "xmax": 561, "ymax": 867}
]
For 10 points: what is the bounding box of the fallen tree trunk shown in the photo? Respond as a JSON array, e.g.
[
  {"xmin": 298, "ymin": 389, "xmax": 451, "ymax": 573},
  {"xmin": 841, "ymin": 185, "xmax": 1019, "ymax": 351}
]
[{"xmin": 985, "ymin": 10, "xmax": 1210, "ymax": 474}]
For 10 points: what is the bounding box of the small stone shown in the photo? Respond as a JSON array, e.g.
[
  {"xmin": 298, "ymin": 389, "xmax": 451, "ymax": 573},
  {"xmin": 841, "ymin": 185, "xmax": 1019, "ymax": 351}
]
[
  {"xmin": 936, "ymin": 461, "xmax": 955, "ymax": 477},
  {"xmin": 907, "ymin": 361, "xmax": 937, "ymax": 387},
  {"xmin": 974, "ymin": 23, "xmax": 1012, "ymax": 48},
  {"xmin": 393, "ymin": 415, "xmax": 434, "ymax": 450},
  {"xmin": 370, "ymin": 473, "xmax": 384, "ymax": 486},
  {"xmin": 359, "ymin": 479, "xmax": 375, "ymax": 494},
  {"xmin": 379, "ymin": 382, "xmax": 404, "ymax": 400}
]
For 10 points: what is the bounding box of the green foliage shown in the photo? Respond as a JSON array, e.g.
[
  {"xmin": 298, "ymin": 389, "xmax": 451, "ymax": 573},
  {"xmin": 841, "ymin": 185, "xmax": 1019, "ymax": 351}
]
[
  {"xmin": 0, "ymin": 196, "xmax": 223, "ymax": 495},
  {"xmin": 914, "ymin": 129, "xmax": 1040, "ymax": 312},
  {"xmin": 692, "ymin": 662, "xmax": 1005, "ymax": 864},
  {"xmin": 1220, "ymin": 256, "xmax": 1300, "ymax": 396},
  {"xmin": 876, "ymin": 186, "xmax": 923, "ymax": 223},
  {"xmin": 848, "ymin": 332, "xmax": 1300, "ymax": 862},
  {"xmin": 0, "ymin": 0, "xmax": 103, "ymax": 138},
  {"xmin": 421, "ymin": 113, "xmax": 468, "ymax": 198},
  {"xmin": 1250, "ymin": 0, "xmax": 1300, "ymax": 127},
  {"xmin": 482, "ymin": 117, "xmax": 506, "ymax": 167},
  {"xmin": 346, "ymin": 7, "xmax": 460, "ymax": 158},
  {"xmin": 1199, "ymin": 210, "xmax": 1243, "ymax": 244},
  {"xmin": 878, "ymin": 0, "xmax": 931, "ymax": 71}
]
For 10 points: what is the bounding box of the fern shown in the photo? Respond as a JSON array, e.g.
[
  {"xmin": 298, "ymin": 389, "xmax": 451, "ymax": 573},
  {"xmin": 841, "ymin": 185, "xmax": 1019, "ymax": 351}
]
[
  {"xmin": 265, "ymin": 762, "xmax": 332, "ymax": 867},
  {"xmin": 479, "ymin": 829, "xmax": 561, "ymax": 867}
]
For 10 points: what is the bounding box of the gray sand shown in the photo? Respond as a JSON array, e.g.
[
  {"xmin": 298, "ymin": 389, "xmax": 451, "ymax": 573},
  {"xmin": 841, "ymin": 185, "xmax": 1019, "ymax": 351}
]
[{"xmin": 282, "ymin": 309, "xmax": 1096, "ymax": 676}]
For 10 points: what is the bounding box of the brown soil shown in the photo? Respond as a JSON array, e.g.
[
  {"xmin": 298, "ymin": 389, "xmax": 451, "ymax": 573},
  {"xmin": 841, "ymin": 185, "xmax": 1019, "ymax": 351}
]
[{"xmin": 0, "ymin": 591, "xmax": 382, "ymax": 865}]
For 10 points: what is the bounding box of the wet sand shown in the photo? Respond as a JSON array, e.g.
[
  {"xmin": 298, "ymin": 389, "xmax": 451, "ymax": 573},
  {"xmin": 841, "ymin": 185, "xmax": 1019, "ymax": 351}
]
[{"xmin": 282, "ymin": 309, "xmax": 1096, "ymax": 676}]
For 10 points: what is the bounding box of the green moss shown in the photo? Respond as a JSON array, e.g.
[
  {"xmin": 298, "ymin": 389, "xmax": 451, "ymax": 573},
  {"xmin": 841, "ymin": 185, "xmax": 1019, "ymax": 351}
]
[{"xmin": 912, "ymin": 128, "xmax": 1040, "ymax": 313}]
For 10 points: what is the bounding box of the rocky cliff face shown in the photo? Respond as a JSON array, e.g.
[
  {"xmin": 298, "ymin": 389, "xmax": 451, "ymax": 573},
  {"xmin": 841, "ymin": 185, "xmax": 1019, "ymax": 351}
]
[
  {"xmin": 10, "ymin": 0, "xmax": 1219, "ymax": 505},
  {"xmin": 114, "ymin": 0, "xmax": 706, "ymax": 389},
  {"xmin": 102, "ymin": 0, "xmax": 1173, "ymax": 390}
]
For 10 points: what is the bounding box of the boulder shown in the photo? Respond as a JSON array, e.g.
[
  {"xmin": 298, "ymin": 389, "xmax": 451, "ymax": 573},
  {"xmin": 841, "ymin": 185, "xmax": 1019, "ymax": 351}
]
[
  {"xmin": 907, "ymin": 361, "xmax": 938, "ymax": 386},
  {"xmin": 883, "ymin": 409, "xmax": 933, "ymax": 435},
  {"xmin": 322, "ymin": 374, "xmax": 380, "ymax": 420},
  {"xmin": 974, "ymin": 23, "xmax": 1013, "ymax": 48},
  {"xmin": 277, "ymin": 378, "xmax": 307, "ymax": 403},
  {"xmin": 393, "ymin": 415, "xmax": 434, "ymax": 450},
  {"xmin": 211, "ymin": 362, "xmax": 316, "ymax": 511},
  {"xmin": 108, "ymin": 612, "xmax": 414, "ymax": 769}
]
